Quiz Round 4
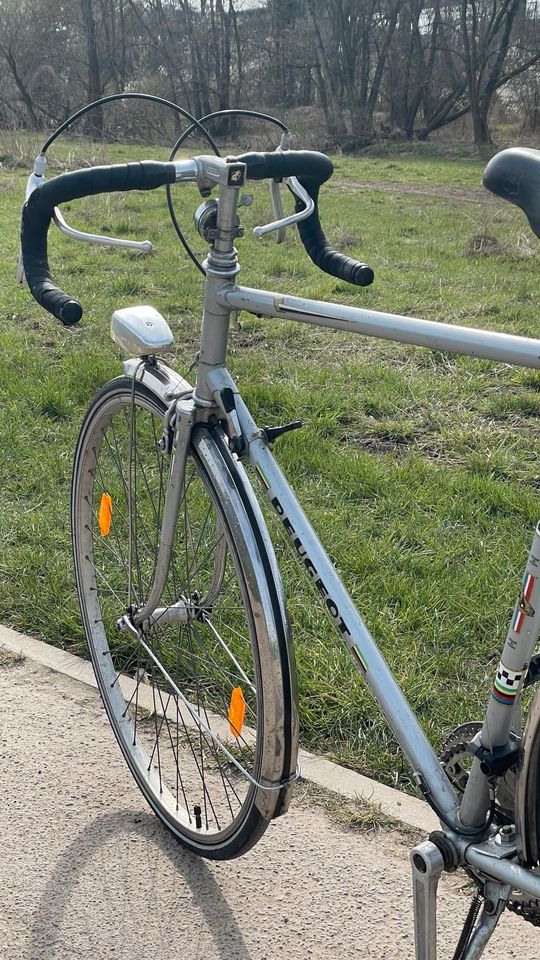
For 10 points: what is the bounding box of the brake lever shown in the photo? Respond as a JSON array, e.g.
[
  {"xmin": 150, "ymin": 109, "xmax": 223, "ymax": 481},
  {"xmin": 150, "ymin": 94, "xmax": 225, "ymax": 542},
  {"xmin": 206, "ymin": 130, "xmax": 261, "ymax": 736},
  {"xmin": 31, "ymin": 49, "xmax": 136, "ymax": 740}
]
[
  {"xmin": 268, "ymin": 132, "xmax": 292, "ymax": 245},
  {"xmin": 53, "ymin": 207, "xmax": 153, "ymax": 254},
  {"xmin": 253, "ymin": 176, "xmax": 314, "ymax": 239},
  {"xmin": 269, "ymin": 178, "xmax": 286, "ymax": 244}
]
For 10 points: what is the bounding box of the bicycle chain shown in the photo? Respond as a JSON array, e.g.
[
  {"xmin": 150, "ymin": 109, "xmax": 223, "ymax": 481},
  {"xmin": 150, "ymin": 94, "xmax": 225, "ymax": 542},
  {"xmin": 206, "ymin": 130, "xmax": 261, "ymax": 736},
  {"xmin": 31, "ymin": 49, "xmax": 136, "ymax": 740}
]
[
  {"xmin": 439, "ymin": 722, "xmax": 540, "ymax": 928},
  {"xmin": 506, "ymin": 896, "xmax": 540, "ymax": 926}
]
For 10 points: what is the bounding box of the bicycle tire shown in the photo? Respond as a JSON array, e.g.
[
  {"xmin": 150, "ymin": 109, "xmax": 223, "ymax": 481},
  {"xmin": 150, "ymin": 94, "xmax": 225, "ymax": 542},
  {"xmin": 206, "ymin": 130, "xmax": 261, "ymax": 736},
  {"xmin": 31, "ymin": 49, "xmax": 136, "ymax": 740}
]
[
  {"xmin": 72, "ymin": 375, "xmax": 297, "ymax": 859},
  {"xmin": 516, "ymin": 686, "xmax": 540, "ymax": 866}
]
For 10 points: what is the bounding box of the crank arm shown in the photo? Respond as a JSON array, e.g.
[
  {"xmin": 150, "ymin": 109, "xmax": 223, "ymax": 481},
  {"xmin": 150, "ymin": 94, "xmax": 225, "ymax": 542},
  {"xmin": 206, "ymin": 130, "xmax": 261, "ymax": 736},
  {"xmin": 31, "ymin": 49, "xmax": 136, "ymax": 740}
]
[{"xmin": 411, "ymin": 841, "xmax": 444, "ymax": 960}]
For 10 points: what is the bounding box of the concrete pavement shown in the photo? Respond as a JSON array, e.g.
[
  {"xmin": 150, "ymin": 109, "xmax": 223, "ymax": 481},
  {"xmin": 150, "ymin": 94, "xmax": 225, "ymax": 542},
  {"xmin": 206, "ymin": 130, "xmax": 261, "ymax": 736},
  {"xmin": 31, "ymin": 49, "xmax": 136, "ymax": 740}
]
[{"xmin": 1, "ymin": 647, "xmax": 539, "ymax": 958}]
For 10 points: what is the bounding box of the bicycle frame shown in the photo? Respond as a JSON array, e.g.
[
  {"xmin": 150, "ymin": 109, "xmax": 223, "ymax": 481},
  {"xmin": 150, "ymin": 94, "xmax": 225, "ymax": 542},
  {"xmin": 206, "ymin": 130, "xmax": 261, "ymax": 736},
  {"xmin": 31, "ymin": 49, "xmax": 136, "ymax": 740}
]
[
  {"xmin": 122, "ymin": 172, "xmax": 540, "ymax": 953},
  {"xmin": 200, "ymin": 288, "xmax": 540, "ymax": 830},
  {"xmin": 126, "ymin": 283, "xmax": 540, "ymax": 906}
]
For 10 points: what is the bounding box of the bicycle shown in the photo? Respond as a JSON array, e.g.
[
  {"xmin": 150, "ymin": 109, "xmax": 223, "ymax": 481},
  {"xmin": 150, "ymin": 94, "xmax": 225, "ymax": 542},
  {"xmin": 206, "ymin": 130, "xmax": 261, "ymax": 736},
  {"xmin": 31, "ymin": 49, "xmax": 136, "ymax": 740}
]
[{"xmin": 18, "ymin": 104, "xmax": 540, "ymax": 957}]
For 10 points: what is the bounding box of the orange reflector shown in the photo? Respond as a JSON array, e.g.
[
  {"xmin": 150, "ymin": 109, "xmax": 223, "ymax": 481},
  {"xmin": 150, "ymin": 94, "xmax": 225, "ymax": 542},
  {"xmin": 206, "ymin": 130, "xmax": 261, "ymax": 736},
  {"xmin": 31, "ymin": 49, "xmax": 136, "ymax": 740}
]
[
  {"xmin": 228, "ymin": 687, "xmax": 246, "ymax": 738},
  {"xmin": 98, "ymin": 493, "xmax": 113, "ymax": 536}
]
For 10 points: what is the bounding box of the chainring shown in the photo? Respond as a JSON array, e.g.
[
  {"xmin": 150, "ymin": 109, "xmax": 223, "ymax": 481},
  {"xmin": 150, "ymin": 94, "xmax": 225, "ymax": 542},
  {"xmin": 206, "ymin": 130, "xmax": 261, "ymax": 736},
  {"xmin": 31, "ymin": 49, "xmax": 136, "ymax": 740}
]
[
  {"xmin": 439, "ymin": 721, "xmax": 540, "ymax": 927},
  {"xmin": 439, "ymin": 722, "xmax": 515, "ymax": 823}
]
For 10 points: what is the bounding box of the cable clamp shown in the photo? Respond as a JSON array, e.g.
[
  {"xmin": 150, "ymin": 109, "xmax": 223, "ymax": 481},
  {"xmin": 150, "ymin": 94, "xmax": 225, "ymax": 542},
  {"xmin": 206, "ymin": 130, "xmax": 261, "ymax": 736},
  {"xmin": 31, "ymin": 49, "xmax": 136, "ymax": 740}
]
[{"xmin": 468, "ymin": 733, "xmax": 522, "ymax": 777}]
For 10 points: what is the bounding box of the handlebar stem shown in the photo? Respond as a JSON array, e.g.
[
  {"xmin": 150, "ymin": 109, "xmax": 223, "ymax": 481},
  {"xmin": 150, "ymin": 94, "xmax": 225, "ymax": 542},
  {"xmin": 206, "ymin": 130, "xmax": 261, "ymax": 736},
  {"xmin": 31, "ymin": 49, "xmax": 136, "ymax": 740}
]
[{"xmin": 193, "ymin": 174, "xmax": 246, "ymax": 403}]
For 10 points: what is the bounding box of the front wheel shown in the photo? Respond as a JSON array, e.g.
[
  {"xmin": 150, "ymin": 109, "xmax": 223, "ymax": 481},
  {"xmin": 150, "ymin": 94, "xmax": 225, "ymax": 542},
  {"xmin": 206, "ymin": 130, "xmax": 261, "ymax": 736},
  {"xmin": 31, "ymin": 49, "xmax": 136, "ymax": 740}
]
[{"xmin": 72, "ymin": 375, "xmax": 297, "ymax": 859}]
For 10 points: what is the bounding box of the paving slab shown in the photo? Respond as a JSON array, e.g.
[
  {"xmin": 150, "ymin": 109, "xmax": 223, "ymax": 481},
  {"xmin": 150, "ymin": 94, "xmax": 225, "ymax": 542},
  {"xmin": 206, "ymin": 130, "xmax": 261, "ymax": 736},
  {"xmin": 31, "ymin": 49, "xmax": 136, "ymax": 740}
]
[
  {"xmin": 0, "ymin": 625, "xmax": 437, "ymax": 834},
  {"xmin": 1, "ymin": 650, "xmax": 539, "ymax": 959}
]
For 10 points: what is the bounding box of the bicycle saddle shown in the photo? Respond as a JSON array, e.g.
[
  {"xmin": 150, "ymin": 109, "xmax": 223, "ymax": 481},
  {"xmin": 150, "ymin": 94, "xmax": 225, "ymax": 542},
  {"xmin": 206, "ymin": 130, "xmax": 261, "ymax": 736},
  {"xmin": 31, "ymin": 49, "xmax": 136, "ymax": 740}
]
[{"xmin": 483, "ymin": 147, "xmax": 540, "ymax": 238}]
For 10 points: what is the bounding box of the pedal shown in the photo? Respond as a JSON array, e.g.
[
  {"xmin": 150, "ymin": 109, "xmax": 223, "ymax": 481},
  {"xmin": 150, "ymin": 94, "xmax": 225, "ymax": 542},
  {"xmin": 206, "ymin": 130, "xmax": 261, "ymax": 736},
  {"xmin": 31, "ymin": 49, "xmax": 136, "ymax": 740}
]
[{"xmin": 263, "ymin": 421, "xmax": 303, "ymax": 444}]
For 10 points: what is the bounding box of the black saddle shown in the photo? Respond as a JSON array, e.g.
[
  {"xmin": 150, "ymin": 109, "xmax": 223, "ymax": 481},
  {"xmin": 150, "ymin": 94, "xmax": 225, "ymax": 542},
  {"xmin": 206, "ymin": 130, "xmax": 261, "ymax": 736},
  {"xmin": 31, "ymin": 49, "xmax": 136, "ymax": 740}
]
[{"xmin": 483, "ymin": 147, "xmax": 540, "ymax": 238}]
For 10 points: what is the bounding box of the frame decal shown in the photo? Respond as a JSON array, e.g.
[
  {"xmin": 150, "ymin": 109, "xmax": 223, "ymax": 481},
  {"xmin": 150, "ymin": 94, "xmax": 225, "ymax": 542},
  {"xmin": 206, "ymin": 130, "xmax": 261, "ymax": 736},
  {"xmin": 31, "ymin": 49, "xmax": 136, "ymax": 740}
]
[
  {"xmin": 350, "ymin": 645, "xmax": 368, "ymax": 675},
  {"xmin": 512, "ymin": 572, "xmax": 536, "ymax": 634},
  {"xmin": 255, "ymin": 463, "xmax": 271, "ymax": 491},
  {"xmin": 492, "ymin": 661, "xmax": 524, "ymax": 705},
  {"xmin": 269, "ymin": 492, "xmax": 356, "ymax": 646}
]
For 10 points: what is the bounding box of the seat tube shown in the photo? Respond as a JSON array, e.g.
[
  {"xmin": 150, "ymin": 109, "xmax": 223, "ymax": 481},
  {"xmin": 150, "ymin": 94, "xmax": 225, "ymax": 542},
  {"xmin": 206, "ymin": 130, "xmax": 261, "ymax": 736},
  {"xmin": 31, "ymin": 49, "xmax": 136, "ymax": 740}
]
[
  {"xmin": 460, "ymin": 521, "xmax": 540, "ymax": 827},
  {"xmin": 195, "ymin": 181, "xmax": 242, "ymax": 404}
]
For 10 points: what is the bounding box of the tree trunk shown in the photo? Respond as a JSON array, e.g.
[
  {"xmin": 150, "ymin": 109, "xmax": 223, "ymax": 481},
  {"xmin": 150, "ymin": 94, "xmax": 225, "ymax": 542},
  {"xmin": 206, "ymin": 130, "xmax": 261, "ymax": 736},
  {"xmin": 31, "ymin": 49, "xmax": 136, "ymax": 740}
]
[
  {"xmin": 80, "ymin": 0, "xmax": 103, "ymax": 137},
  {"xmin": 459, "ymin": 0, "xmax": 524, "ymax": 151},
  {"xmin": 305, "ymin": 0, "xmax": 348, "ymax": 145},
  {"xmin": 471, "ymin": 100, "xmax": 494, "ymax": 149},
  {"xmin": 0, "ymin": 45, "xmax": 39, "ymax": 128}
]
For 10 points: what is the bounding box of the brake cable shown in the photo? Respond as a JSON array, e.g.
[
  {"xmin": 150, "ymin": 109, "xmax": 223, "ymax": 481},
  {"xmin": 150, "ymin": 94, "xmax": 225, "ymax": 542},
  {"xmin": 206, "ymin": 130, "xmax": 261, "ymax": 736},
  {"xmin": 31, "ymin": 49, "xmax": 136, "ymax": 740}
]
[
  {"xmin": 36, "ymin": 96, "xmax": 291, "ymax": 277},
  {"xmin": 39, "ymin": 92, "xmax": 220, "ymax": 156},
  {"xmin": 165, "ymin": 108, "xmax": 291, "ymax": 275}
]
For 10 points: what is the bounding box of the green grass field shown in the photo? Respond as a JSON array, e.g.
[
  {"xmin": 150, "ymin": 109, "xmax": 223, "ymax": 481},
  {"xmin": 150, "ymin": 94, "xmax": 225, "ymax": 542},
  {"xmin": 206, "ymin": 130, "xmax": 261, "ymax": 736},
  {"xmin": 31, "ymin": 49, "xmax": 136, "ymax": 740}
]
[{"xmin": 1, "ymin": 132, "xmax": 539, "ymax": 789}]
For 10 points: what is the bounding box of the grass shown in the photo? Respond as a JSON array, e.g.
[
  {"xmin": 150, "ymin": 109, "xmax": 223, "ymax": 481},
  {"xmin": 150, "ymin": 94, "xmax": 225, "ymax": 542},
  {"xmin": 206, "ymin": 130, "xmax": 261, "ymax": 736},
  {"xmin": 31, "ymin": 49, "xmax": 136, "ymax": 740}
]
[
  {"xmin": 332, "ymin": 152, "xmax": 487, "ymax": 189},
  {"xmin": 295, "ymin": 779, "xmax": 421, "ymax": 841},
  {"xmin": 0, "ymin": 648, "xmax": 25, "ymax": 668},
  {"xmin": 1, "ymin": 132, "xmax": 539, "ymax": 791}
]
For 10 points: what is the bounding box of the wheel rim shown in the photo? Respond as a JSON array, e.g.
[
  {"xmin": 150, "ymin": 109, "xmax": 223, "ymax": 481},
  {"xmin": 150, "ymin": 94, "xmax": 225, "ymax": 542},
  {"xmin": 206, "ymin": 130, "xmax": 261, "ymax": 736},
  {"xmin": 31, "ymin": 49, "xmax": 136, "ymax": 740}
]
[{"xmin": 73, "ymin": 386, "xmax": 268, "ymax": 846}]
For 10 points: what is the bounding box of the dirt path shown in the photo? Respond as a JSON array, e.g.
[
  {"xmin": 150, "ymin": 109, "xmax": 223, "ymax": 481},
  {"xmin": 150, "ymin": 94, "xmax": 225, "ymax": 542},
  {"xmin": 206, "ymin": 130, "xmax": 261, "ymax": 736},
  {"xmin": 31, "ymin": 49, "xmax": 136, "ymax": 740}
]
[
  {"xmin": 332, "ymin": 177, "xmax": 499, "ymax": 205},
  {"xmin": 1, "ymin": 655, "xmax": 538, "ymax": 960}
]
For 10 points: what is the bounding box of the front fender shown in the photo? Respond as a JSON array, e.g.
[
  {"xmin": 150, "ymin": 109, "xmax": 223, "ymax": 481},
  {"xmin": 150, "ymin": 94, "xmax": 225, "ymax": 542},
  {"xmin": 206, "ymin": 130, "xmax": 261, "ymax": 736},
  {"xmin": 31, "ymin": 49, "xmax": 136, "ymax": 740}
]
[{"xmin": 123, "ymin": 357, "xmax": 193, "ymax": 404}]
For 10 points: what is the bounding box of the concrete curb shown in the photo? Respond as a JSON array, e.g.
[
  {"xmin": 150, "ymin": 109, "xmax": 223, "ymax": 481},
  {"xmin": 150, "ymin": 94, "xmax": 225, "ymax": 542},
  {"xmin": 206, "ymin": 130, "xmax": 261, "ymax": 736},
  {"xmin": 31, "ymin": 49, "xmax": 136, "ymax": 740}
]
[{"xmin": 0, "ymin": 623, "xmax": 438, "ymax": 834}]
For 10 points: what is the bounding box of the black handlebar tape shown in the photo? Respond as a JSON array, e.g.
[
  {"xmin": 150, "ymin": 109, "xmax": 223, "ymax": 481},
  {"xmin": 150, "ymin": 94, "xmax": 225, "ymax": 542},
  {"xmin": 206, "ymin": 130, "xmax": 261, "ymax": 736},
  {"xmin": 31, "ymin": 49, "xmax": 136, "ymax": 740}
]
[
  {"xmin": 236, "ymin": 150, "xmax": 334, "ymax": 186},
  {"xmin": 21, "ymin": 161, "xmax": 176, "ymax": 325},
  {"xmin": 295, "ymin": 185, "xmax": 374, "ymax": 287},
  {"xmin": 236, "ymin": 151, "xmax": 374, "ymax": 287}
]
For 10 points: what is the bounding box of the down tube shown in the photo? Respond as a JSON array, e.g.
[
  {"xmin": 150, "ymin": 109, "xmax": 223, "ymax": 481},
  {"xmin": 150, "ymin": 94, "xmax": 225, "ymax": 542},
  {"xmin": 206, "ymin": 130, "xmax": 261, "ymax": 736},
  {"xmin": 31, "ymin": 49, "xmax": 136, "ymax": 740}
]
[{"xmin": 236, "ymin": 399, "xmax": 459, "ymax": 822}]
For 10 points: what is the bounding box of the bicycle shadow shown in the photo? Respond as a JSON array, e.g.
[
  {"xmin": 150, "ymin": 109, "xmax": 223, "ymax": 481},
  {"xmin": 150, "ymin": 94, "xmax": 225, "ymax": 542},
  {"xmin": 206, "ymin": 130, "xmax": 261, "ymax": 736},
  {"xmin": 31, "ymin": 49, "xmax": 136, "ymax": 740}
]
[{"xmin": 28, "ymin": 808, "xmax": 252, "ymax": 960}]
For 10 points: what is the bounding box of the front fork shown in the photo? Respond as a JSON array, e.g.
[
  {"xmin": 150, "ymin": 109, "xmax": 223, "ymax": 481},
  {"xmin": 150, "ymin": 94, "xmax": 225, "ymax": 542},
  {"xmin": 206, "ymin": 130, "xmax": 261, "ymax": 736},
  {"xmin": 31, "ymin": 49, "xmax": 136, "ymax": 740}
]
[
  {"xmin": 128, "ymin": 383, "xmax": 237, "ymax": 631},
  {"xmin": 131, "ymin": 395, "xmax": 197, "ymax": 629}
]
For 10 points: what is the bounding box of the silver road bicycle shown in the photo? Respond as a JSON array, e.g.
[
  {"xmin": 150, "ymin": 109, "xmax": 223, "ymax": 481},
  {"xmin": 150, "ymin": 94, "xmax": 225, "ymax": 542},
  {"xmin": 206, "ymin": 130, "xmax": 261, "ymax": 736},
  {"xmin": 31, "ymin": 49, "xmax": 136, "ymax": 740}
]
[{"xmin": 19, "ymin": 133, "xmax": 540, "ymax": 958}]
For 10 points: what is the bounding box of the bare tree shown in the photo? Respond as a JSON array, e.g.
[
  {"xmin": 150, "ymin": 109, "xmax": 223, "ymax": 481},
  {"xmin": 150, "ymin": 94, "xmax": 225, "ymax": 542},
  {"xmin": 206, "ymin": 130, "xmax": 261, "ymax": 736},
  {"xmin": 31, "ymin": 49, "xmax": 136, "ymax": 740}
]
[
  {"xmin": 0, "ymin": 0, "xmax": 65, "ymax": 128},
  {"xmin": 306, "ymin": 0, "xmax": 399, "ymax": 148},
  {"xmin": 459, "ymin": 0, "xmax": 540, "ymax": 149},
  {"xmin": 385, "ymin": 1, "xmax": 441, "ymax": 139},
  {"xmin": 1, "ymin": 0, "xmax": 540, "ymax": 150}
]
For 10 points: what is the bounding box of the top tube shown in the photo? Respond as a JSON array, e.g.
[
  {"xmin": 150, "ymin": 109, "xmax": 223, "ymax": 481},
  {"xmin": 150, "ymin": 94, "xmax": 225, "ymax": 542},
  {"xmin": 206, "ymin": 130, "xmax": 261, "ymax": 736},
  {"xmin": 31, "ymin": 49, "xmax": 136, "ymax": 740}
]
[{"xmin": 219, "ymin": 286, "xmax": 540, "ymax": 371}]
